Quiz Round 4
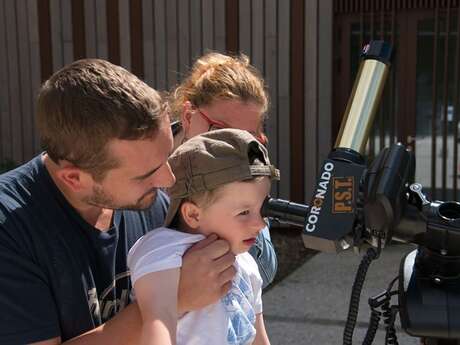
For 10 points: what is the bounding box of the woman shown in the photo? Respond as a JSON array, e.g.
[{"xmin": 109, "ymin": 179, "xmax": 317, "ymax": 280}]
[{"xmin": 169, "ymin": 52, "xmax": 276, "ymax": 289}]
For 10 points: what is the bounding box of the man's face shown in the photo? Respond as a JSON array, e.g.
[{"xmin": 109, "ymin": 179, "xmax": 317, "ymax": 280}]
[
  {"xmin": 84, "ymin": 115, "xmax": 175, "ymax": 210},
  {"xmin": 196, "ymin": 177, "xmax": 271, "ymax": 255},
  {"xmin": 186, "ymin": 99, "xmax": 264, "ymax": 140}
]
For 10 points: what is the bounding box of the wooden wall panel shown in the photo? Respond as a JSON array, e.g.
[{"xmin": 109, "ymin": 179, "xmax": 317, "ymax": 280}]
[
  {"xmin": 142, "ymin": 0, "xmax": 156, "ymax": 86},
  {"xmin": 154, "ymin": 0, "xmax": 166, "ymax": 89},
  {"xmin": 304, "ymin": 0, "xmax": 318, "ymax": 200},
  {"xmin": 238, "ymin": 0, "xmax": 251, "ymax": 56},
  {"xmin": 0, "ymin": 0, "xmax": 11, "ymax": 161},
  {"xmin": 264, "ymin": 0, "xmax": 279, "ymax": 197},
  {"xmin": 17, "ymin": 0, "xmax": 34, "ymax": 160},
  {"xmin": 27, "ymin": 0, "xmax": 41, "ymax": 151},
  {"xmin": 0, "ymin": 0, "xmax": 333, "ymax": 204},
  {"xmin": 165, "ymin": 0, "xmax": 178, "ymax": 87},
  {"xmin": 5, "ymin": 1, "xmax": 23, "ymax": 163},
  {"xmin": 189, "ymin": 0, "xmax": 202, "ymax": 62},
  {"xmin": 278, "ymin": 0, "xmax": 291, "ymax": 199},
  {"xmin": 119, "ymin": 0, "xmax": 131, "ymax": 70},
  {"xmin": 84, "ymin": 0, "xmax": 97, "ymax": 57},
  {"xmin": 177, "ymin": 0, "xmax": 191, "ymax": 79},
  {"xmin": 94, "ymin": 0, "xmax": 108, "ymax": 59},
  {"xmin": 214, "ymin": 0, "xmax": 226, "ymax": 52}
]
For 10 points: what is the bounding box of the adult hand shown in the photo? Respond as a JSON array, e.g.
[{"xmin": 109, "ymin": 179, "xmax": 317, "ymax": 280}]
[{"xmin": 178, "ymin": 234, "xmax": 236, "ymax": 314}]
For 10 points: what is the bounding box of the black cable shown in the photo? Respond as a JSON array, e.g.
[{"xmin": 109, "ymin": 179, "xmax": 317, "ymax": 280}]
[
  {"xmin": 383, "ymin": 303, "xmax": 399, "ymax": 345},
  {"xmin": 343, "ymin": 244, "xmax": 381, "ymax": 345},
  {"xmin": 362, "ymin": 307, "xmax": 381, "ymax": 345}
]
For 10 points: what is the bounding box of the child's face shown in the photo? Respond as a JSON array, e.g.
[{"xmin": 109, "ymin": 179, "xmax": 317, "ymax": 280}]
[{"xmin": 197, "ymin": 177, "xmax": 271, "ymax": 255}]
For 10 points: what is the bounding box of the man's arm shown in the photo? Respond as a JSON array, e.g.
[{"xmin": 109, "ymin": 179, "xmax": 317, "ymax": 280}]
[
  {"xmin": 134, "ymin": 269, "xmax": 179, "ymax": 345},
  {"xmin": 32, "ymin": 303, "xmax": 143, "ymax": 345},
  {"xmin": 32, "ymin": 235, "xmax": 235, "ymax": 345},
  {"xmin": 252, "ymin": 313, "xmax": 271, "ymax": 345}
]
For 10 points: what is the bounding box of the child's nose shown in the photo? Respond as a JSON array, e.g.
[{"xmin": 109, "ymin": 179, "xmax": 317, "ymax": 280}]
[{"xmin": 253, "ymin": 214, "xmax": 267, "ymax": 231}]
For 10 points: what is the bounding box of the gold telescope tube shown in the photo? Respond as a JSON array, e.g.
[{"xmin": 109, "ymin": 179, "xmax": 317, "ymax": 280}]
[{"xmin": 335, "ymin": 52, "xmax": 390, "ymax": 155}]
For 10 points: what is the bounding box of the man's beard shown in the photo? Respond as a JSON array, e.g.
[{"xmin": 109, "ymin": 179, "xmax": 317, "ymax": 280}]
[{"xmin": 84, "ymin": 185, "xmax": 158, "ymax": 210}]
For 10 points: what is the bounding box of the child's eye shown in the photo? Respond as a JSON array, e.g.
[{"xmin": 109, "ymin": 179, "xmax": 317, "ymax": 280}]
[{"xmin": 238, "ymin": 210, "xmax": 250, "ymax": 216}]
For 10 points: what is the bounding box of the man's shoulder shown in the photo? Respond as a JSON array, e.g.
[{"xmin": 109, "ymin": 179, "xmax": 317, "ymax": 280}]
[{"xmin": 0, "ymin": 157, "xmax": 42, "ymax": 219}]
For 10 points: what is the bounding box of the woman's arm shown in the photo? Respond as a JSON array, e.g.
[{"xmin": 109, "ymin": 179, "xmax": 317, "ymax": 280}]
[
  {"xmin": 252, "ymin": 313, "xmax": 271, "ymax": 345},
  {"xmin": 249, "ymin": 225, "xmax": 278, "ymax": 289},
  {"xmin": 134, "ymin": 268, "xmax": 181, "ymax": 345}
]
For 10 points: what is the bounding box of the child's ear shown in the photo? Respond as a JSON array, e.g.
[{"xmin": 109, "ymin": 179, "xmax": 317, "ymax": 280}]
[{"xmin": 180, "ymin": 201, "xmax": 202, "ymax": 229}]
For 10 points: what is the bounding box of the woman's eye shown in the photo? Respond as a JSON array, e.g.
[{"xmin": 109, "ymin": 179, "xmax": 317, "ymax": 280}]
[{"xmin": 238, "ymin": 210, "xmax": 250, "ymax": 216}]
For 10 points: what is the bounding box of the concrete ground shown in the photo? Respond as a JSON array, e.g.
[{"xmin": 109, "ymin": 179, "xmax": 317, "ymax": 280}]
[{"xmin": 262, "ymin": 243, "xmax": 421, "ymax": 345}]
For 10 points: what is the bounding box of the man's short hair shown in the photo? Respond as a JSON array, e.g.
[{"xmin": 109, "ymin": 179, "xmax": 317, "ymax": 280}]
[{"xmin": 37, "ymin": 59, "xmax": 164, "ymax": 180}]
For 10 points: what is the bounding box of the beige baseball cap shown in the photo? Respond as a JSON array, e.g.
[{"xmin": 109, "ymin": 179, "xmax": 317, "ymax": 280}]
[{"xmin": 164, "ymin": 128, "xmax": 280, "ymax": 227}]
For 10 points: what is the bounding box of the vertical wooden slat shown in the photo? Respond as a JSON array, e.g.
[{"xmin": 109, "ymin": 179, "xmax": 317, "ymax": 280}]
[
  {"xmin": 154, "ymin": 0, "xmax": 166, "ymax": 89},
  {"xmin": 225, "ymin": 0, "xmax": 239, "ymax": 53},
  {"xmin": 84, "ymin": 0, "xmax": 97, "ymax": 57},
  {"xmin": 165, "ymin": 0, "xmax": 178, "ymax": 88},
  {"xmin": 379, "ymin": 1, "xmax": 386, "ymax": 150},
  {"xmin": 71, "ymin": 0, "xmax": 86, "ymax": 59},
  {"xmin": 61, "ymin": 0, "xmax": 73, "ymax": 65},
  {"xmin": 177, "ymin": 0, "xmax": 190, "ymax": 81},
  {"xmin": 304, "ymin": 0, "xmax": 318, "ymax": 200},
  {"xmin": 265, "ymin": 0, "xmax": 278, "ymax": 197},
  {"xmin": 0, "ymin": 0, "xmax": 11, "ymax": 161},
  {"xmin": 441, "ymin": 2, "xmax": 451, "ymax": 198},
  {"xmin": 189, "ymin": 0, "xmax": 202, "ymax": 60},
  {"xmin": 118, "ymin": 0, "xmax": 131, "ymax": 70},
  {"xmin": 291, "ymin": 0, "xmax": 305, "ymax": 202},
  {"xmin": 130, "ymin": 0, "xmax": 143, "ymax": 78},
  {"xmin": 17, "ymin": 0, "xmax": 34, "ymax": 160},
  {"xmin": 142, "ymin": 0, "xmax": 155, "ymax": 86},
  {"xmin": 238, "ymin": 0, "xmax": 251, "ymax": 56},
  {"xmin": 453, "ymin": 1, "xmax": 460, "ymax": 197},
  {"xmin": 214, "ymin": 0, "xmax": 226, "ymax": 52},
  {"xmin": 390, "ymin": 0, "xmax": 396, "ymax": 143},
  {"xmin": 5, "ymin": 1, "xmax": 23, "ymax": 163},
  {"xmin": 37, "ymin": 0, "xmax": 53, "ymax": 81},
  {"xmin": 431, "ymin": 2, "xmax": 440, "ymax": 198},
  {"xmin": 95, "ymin": 0, "xmax": 108, "ymax": 59},
  {"xmin": 202, "ymin": 0, "xmax": 214, "ymax": 50},
  {"xmin": 318, "ymin": 0, "xmax": 333, "ymax": 166},
  {"xmin": 278, "ymin": 0, "xmax": 291, "ymax": 199},
  {"xmin": 49, "ymin": 0, "xmax": 63, "ymax": 70},
  {"xmin": 251, "ymin": 0, "xmax": 264, "ymax": 72},
  {"xmin": 27, "ymin": 0, "xmax": 41, "ymax": 153},
  {"xmin": 106, "ymin": 0, "xmax": 120, "ymax": 64}
]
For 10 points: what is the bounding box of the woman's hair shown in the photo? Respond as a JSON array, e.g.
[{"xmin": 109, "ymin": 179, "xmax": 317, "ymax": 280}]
[{"xmin": 169, "ymin": 52, "xmax": 268, "ymax": 121}]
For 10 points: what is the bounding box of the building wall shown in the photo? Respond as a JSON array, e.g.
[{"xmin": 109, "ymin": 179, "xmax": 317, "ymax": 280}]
[{"xmin": 0, "ymin": 0, "xmax": 333, "ymax": 203}]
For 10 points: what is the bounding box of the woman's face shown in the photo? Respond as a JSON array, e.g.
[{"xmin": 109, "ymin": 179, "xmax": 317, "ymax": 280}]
[{"xmin": 182, "ymin": 99, "xmax": 265, "ymax": 140}]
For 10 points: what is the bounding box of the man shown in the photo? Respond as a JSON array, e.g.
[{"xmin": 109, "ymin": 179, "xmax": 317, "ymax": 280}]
[{"xmin": 0, "ymin": 59, "xmax": 235, "ymax": 344}]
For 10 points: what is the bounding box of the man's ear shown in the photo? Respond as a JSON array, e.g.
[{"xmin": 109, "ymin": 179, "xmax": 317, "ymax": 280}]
[
  {"xmin": 55, "ymin": 165, "xmax": 92, "ymax": 193},
  {"xmin": 180, "ymin": 101, "xmax": 194, "ymax": 132},
  {"xmin": 180, "ymin": 200, "xmax": 202, "ymax": 229}
]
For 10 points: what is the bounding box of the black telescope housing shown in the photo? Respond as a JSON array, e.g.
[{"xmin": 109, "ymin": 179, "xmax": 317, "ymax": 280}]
[{"xmin": 261, "ymin": 40, "xmax": 460, "ymax": 342}]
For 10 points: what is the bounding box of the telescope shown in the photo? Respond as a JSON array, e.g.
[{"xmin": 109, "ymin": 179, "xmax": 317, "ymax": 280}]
[{"xmin": 261, "ymin": 41, "xmax": 460, "ymax": 344}]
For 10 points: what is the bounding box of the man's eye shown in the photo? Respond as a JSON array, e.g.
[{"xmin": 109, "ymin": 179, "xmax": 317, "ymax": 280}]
[{"xmin": 238, "ymin": 210, "xmax": 250, "ymax": 216}]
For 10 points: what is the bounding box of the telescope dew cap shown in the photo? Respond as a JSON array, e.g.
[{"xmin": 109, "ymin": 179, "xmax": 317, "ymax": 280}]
[
  {"xmin": 361, "ymin": 40, "xmax": 393, "ymax": 65},
  {"xmin": 164, "ymin": 128, "xmax": 280, "ymax": 227}
]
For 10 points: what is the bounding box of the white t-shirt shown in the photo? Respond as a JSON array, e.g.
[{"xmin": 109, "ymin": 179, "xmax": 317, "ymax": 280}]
[{"xmin": 127, "ymin": 227, "xmax": 263, "ymax": 345}]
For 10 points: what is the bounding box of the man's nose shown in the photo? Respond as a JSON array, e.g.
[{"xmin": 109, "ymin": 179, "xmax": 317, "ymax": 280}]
[{"xmin": 156, "ymin": 162, "xmax": 176, "ymax": 188}]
